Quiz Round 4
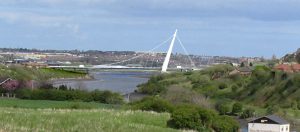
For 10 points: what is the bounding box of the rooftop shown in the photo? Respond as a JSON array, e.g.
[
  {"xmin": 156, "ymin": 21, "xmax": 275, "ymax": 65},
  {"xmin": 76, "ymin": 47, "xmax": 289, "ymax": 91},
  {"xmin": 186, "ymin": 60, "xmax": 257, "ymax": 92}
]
[{"xmin": 249, "ymin": 115, "xmax": 289, "ymax": 125}]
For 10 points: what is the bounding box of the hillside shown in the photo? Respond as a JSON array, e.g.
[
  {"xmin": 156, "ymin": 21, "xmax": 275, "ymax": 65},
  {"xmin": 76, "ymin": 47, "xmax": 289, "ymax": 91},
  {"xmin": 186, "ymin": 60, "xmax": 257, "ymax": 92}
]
[
  {"xmin": 137, "ymin": 64, "xmax": 300, "ymax": 130},
  {"xmin": 0, "ymin": 65, "xmax": 87, "ymax": 81},
  {"xmin": 282, "ymin": 48, "xmax": 300, "ymax": 63}
]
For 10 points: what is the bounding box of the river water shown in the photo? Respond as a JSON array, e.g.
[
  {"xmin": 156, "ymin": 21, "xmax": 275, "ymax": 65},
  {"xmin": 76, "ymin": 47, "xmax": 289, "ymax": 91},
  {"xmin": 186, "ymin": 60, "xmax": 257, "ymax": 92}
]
[{"xmin": 53, "ymin": 71, "xmax": 153, "ymax": 94}]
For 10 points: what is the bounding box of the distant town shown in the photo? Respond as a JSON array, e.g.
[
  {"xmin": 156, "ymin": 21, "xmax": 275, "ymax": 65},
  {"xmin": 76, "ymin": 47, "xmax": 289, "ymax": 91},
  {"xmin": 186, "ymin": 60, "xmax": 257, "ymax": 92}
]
[{"xmin": 0, "ymin": 48, "xmax": 264, "ymax": 69}]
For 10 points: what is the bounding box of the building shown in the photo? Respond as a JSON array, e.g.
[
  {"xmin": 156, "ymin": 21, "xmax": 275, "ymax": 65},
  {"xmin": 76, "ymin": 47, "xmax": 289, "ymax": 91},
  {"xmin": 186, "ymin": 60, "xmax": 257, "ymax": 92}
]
[
  {"xmin": 274, "ymin": 64, "xmax": 300, "ymax": 73},
  {"xmin": 248, "ymin": 115, "xmax": 290, "ymax": 132},
  {"xmin": 0, "ymin": 78, "xmax": 13, "ymax": 86},
  {"xmin": 229, "ymin": 66, "xmax": 253, "ymax": 76}
]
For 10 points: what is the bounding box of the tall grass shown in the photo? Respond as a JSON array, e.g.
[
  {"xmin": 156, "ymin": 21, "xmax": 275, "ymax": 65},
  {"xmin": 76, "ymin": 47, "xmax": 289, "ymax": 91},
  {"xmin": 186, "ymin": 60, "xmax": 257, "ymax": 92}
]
[
  {"xmin": 0, "ymin": 99, "xmax": 119, "ymax": 109},
  {"xmin": 0, "ymin": 108, "xmax": 178, "ymax": 132}
]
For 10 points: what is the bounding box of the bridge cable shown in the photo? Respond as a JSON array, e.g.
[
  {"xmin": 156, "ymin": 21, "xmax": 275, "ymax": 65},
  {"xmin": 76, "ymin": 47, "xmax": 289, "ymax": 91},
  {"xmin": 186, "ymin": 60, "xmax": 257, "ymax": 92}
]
[
  {"xmin": 105, "ymin": 35, "xmax": 173, "ymax": 66},
  {"xmin": 176, "ymin": 35, "xmax": 196, "ymax": 68}
]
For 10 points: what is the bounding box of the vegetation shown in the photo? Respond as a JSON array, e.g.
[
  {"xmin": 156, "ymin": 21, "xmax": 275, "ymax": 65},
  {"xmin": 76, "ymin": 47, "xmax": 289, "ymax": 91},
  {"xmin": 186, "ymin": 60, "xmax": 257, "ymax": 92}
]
[
  {"xmin": 212, "ymin": 116, "xmax": 240, "ymax": 132},
  {"xmin": 130, "ymin": 96, "xmax": 174, "ymax": 113},
  {"xmin": 130, "ymin": 97, "xmax": 239, "ymax": 132},
  {"xmin": 0, "ymin": 98, "xmax": 119, "ymax": 109},
  {"xmin": 0, "ymin": 65, "xmax": 88, "ymax": 94},
  {"xmin": 137, "ymin": 64, "xmax": 300, "ymax": 131},
  {"xmin": 138, "ymin": 64, "xmax": 300, "ymax": 110},
  {"xmin": 16, "ymin": 88, "xmax": 124, "ymax": 104},
  {"xmin": 296, "ymin": 51, "xmax": 300, "ymax": 63},
  {"xmin": 168, "ymin": 104, "xmax": 239, "ymax": 132},
  {"xmin": 231, "ymin": 102, "xmax": 243, "ymax": 115},
  {"xmin": 39, "ymin": 68, "xmax": 87, "ymax": 79},
  {"xmin": 3, "ymin": 61, "xmax": 300, "ymax": 131},
  {"xmin": 0, "ymin": 107, "xmax": 177, "ymax": 132},
  {"xmin": 0, "ymin": 65, "xmax": 86, "ymax": 81}
]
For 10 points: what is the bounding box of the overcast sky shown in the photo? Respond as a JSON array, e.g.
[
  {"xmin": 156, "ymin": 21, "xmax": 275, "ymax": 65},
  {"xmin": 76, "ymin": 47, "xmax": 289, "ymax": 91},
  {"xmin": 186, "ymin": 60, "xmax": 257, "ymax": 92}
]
[{"xmin": 0, "ymin": 0, "xmax": 300, "ymax": 58}]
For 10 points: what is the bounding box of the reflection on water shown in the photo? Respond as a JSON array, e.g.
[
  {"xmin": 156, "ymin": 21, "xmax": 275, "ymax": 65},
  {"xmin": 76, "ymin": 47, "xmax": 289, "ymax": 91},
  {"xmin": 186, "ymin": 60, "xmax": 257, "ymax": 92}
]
[{"xmin": 53, "ymin": 71, "xmax": 153, "ymax": 94}]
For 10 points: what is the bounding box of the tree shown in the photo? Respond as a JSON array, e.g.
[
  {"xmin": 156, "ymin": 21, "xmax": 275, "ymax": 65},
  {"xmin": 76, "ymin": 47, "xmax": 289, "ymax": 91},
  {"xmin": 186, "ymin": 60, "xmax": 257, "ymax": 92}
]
[
  {"xmin": 232, "ymin": 103, "xmax": 243, "ymax": 115},
  {"xmin": 168, "ymin": 105, "xmax": 216, "ymax": 131},
  {"xmin": 131, "ymin": 96, "xmax": 174, "ymax": 113},
  {"xmin": 249, "ymin": 62, "xmax": 253, "ymax": 67},
  {"xmin": 2, "ymin": 80, "xmax": 19, "ymax": 93},
  {"xmin": 212, "ymin": 116, "xmax": 239, "ymax": 132},
  {"xmin": 216, "ymin": 102, "xmax": 231, "ymax": 115},
  {"xmin": 240, "ymin": 62, "xmax": 245, "ymax": 67},
  {"xmin": 296, "ymin": 52, "xmax": 300, "ymax": 64}
]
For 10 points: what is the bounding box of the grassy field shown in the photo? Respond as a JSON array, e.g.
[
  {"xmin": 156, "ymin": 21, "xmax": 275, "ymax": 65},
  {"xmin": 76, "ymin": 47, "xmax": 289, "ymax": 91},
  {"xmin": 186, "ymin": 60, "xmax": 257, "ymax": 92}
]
[
  {"xmin": 0, "ymin": 99, "xmax": 179, "ymax": 132},
  {"xmin": 39, "ymin": 68, "xmax": 88, "ymax": 79},
  {"xmin": 0, "ymin": 108, "xmax": 178, "ymax": 132},
  {"xmin": 0, "ymin": 99, "xmax": 119, "ymax": 109}
]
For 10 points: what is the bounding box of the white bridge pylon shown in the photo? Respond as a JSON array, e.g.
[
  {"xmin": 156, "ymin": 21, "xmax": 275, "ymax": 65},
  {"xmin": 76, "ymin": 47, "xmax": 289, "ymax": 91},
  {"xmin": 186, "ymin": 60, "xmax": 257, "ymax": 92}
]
[
  {"xmin": 50, "ymin": 29, "xmax": 194, "ymax": 72},
  {"xmin": 161, "ymin": 29, "xmax": 177, "ymax": 73}
]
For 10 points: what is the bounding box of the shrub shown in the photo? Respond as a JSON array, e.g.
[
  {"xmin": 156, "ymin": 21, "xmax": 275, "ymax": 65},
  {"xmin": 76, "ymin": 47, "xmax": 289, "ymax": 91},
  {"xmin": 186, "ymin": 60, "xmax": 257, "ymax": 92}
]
[
  {"xmin": 130, "ymin": 97, "xmax": 174, "ymax": 113},
  {"xmin": 16, "ymin": 88, "xmax": 124, "ymax": 104},
  {"xmin": 212, "ymin": 116, "xmax": 239, "ymax": 132},
  {"xmin": 215, "ymin": 102, "xmax": 231, "ymax": 115},
  {"xmin": 232, "ymin": 102, "xmax": 243, "ymax": 115},
  {"xmin": 218, "ymin": 82, "xmax": 228, "ymax": 89},
  {"xmin": 58, "ymin": 85, "xmax": 68, "ymax": 90},
  {"xmin": 168, "ymin": 104, "xmax": 239, "ymax": 132},
  {"xmin": 240, "ymin": 108, "xmax": 255, "ymax": 119},
  {"xmin": 138, "ymin": 83, "xmax": 166, "ymax": 95},
  {"xmin": 231, "ymin": 85, "xmax": 238, "ymax": 93},
  {"xmin": 168, "ymin": 105, "xmax": 214, "ymax": 131},
  {"xmin": 15, "ymin": 88, "xmax": 31, "ymax": 99},
  {"xmin": 101, "ymin": 91, "xmax": 124, "ymax": 104}
]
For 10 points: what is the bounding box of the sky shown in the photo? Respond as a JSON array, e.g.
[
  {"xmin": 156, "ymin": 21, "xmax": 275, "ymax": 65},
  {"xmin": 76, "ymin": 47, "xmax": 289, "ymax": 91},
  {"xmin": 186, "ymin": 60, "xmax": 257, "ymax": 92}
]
[{"xmin": 0, "ymin": 0, "xmax": 300, "ymax": 58}]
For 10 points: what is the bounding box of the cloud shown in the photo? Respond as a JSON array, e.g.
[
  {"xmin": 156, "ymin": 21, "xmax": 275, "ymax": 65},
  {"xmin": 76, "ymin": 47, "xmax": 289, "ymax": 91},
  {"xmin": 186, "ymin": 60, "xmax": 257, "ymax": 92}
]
[
  {"xmin": 0, "ymin": 11, "xmax": 82, "ymax": 37},
  {"xmin": 1, "ymin": 0, "xmax": 300, "ymax": 21}
]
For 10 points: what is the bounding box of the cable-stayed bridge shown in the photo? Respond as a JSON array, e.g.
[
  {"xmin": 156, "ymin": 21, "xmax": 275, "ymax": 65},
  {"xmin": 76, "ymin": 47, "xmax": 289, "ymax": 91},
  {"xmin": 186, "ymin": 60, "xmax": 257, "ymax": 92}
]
[{"xmin": 49, "ymin": 30, "xmax": 201, "ymax": 73}]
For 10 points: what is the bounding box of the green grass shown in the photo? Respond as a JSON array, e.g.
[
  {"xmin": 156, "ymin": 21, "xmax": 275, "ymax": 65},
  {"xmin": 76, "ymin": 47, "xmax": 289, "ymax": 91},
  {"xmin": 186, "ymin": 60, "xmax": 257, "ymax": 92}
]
[
  {"xmin": 0, "ymin": 99, "xmax": 119, "ymax": 109},
  {"xmin": 0, "ymin": 108, "xmax": 179, "ymax": 132},
  {"xmin": 39, "ymin": 68, "xmax": 87, "ymax": 79}
]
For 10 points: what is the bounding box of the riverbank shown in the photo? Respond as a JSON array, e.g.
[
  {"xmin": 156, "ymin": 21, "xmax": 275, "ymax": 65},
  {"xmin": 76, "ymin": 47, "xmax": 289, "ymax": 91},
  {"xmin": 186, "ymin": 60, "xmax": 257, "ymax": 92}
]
[
  {"xmin": 53, "ymin": 71, "xmax": 152, "ymax": 94},
  {"xmin": 50, "ymin": 74, "xmax": 93, "ymax": 81}
]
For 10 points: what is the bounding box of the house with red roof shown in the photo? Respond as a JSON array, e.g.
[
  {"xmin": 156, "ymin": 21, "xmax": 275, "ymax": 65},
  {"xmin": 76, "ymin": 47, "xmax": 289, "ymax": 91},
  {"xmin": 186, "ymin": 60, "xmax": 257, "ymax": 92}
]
[{"xmin": 274, "ymin": 64, "xmax": 300, "ymax": 73}]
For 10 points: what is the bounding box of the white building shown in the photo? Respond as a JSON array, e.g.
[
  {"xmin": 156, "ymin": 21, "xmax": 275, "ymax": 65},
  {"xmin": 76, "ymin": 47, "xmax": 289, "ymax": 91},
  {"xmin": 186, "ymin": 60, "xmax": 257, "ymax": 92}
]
[{"xmin": 248, "ymin": 115, "xmax": 290, "ymax": 132}]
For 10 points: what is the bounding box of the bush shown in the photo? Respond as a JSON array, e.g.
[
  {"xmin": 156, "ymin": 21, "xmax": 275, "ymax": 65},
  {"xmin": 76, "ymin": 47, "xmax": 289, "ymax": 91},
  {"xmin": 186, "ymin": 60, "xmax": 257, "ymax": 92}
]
[
  {"xmin": 215, "ymin": 102, "xmax": 231, "ymax": 115},
  {"xmin": 212, "ymin": 116, "xmax": 239, "ymax": 132},
  {"xmin": 240, "ymin": 108, "xmax": 255, "ymax": 119},
  {"xmin": 16, "ymin": 88, "xmax": 124, "ymax": 104},
  {"xmin": 58, "ymin": 85, "xmax": 68, "ymax": 90},
  {"xmin": 168, "ymin": 104, "xmax": 239, "ymax": 132},
  {"xmin": 15, "ymin": 88, "xmax": 31, "ymax": 99},
  {"xmin": 231, "ymin": 85, "xmax": 238, "ymax": 93},
  {"xmin": 168, "ymin": 105, "xmax": 215, "ymax": 131},
  {"xmin": 138, "ymin": 83, "xmax": 166, "ymax": 95},
  {"xmin": 232, "ymin": 102, "xmax": 243, "ymax": 115},
  {"xmin": 101, "ymin": 91, "xmax": 124, "ymax": 104},
  {"xmin": 130, "ymin": 97, "xmax": 174, "ymax": 113},
  {"xmin": 218, "ymin": 82, "xmax": 228, "ymax": 89}
]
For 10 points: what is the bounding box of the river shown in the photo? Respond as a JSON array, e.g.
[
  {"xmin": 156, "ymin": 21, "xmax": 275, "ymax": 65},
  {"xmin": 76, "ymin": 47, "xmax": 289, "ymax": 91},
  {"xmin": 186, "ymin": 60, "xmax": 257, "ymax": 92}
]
[{"xmin": 53, "ymin": 71, "xmax": 154, "ymax": 94}]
